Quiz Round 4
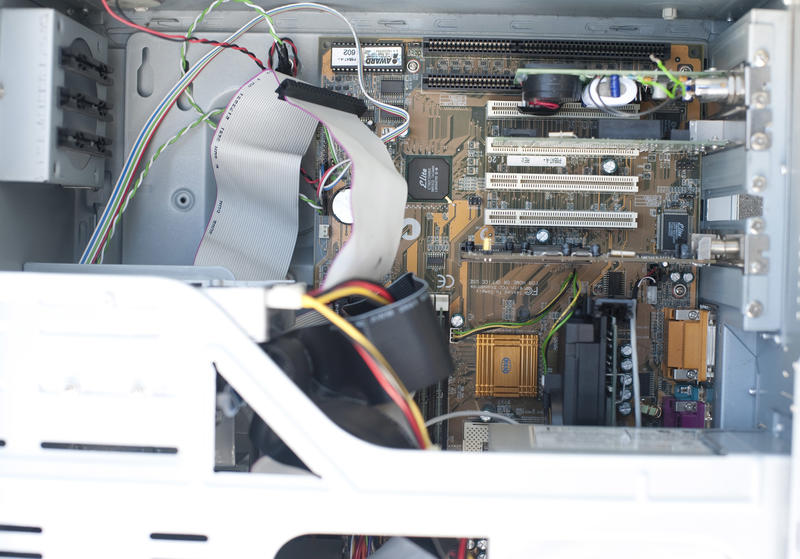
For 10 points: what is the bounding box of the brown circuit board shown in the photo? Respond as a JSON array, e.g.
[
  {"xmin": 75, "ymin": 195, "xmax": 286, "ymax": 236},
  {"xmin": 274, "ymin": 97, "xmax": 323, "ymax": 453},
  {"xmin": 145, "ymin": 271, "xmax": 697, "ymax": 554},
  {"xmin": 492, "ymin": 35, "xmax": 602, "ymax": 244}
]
[{"xmin": 315, "ymin": 38, "xmax": 711, "ymax": 447}]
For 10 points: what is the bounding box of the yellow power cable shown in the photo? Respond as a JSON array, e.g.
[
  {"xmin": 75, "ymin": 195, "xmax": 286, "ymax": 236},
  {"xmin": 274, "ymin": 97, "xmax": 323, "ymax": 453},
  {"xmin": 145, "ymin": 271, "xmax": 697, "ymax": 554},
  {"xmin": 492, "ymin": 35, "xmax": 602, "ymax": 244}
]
[
  {"xmin": 315, "ymin": 287, "xmax": 392, "ymax": 307},
  {"xmin": 300, "ymin": 295, "xmax": 433, "ymax": 449}
]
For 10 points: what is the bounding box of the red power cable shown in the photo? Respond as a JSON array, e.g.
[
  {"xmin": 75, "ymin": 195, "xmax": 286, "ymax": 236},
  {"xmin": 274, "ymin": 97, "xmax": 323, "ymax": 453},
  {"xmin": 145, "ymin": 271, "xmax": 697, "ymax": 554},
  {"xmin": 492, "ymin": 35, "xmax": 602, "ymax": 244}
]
[
  {"xmin": 353, "ymin": 344, "xmax": 426, "ymax": 448},
  {"xmin": 457, "ymin": 538, "xmax": 467, "ymax": 559},
  {"xmin": 100, "ymin": 0, "xmax": 266, "ymax": 69},
  {"xmin": 309, "ymin": 280, "xmax": 395, "ymax": 302}
]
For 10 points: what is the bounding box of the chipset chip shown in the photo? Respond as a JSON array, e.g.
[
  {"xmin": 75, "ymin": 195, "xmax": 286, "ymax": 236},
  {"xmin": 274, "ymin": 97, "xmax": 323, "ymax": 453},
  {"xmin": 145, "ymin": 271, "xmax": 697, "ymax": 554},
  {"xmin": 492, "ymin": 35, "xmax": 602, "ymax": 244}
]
[
  {"xmin": 475, "ymin": 333, "xmax": 538, "ymax": 397},
  {"xmin": 407, "ymin": 156, "xmax": 451, "ymax": 200},
  {"xmin": 658, "ymin": 210, "xmax": 690, "ymax": 252}
]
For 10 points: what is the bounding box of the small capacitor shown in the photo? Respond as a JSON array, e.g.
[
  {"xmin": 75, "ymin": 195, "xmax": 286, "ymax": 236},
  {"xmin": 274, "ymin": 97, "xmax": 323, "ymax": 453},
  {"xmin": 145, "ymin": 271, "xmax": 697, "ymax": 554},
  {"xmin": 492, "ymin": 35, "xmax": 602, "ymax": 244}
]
[
  {"xmin": 620, "ymin": 344, "xmax": 633, "ymax": 357},
  {"xmin": 561, "ymin": 243, "xmax": 571, "ymax": 256},
  {"xmin": 505, "ymin": 240, "xmax": 515, "ymax": 251},
  {"xmin": 618, "ymin": 401, "xmax": 632, "ymax": 415},
  {"xmin": 450, "ymin": 313, "xmax": 465, "ymax": 329},
  {"xmin": 521, "ymin": 241, "xmax": 531, "ymax": 253},
  {"xmin": 620, "ymin": 359, "xmax": 633, "ymax": 372},
  {"xmin": 467, "ymin": 540, "xmax": 477, "ymax": 551},
  {"xmin": 669, "ymin": 271, "xmax": 682, "ymax": 282},
  {"xmin": 535, "ymin": 228, "xmax": 551, "ymax": 244},
  {"xmin": 683, "ymin": 272, "xmax": 695, "ymax": 283},
  {"xmin": 679, "ymin": 243, "xmax": 691, "ymax": 259},
  {"xmin": 620, "ymin": 388, "xmax": 632, "ymax": 401},
  {"xmin": 466, "ymin": 240, "xmax": 475, "ymax": 252},
  {"xmin": 477, "ymin": 540, "xmax": 489, "ymax": 551},
  {"xmin": 601, "ymin": 158, "xmax": 618, "ymax": 175},
  {"xmin": 591, "ymin": 244, "xmax": 601, "ymax": 257},
  {"xmin": 620, "ymin": 373, "xmax": 633, "ymax": 386}
]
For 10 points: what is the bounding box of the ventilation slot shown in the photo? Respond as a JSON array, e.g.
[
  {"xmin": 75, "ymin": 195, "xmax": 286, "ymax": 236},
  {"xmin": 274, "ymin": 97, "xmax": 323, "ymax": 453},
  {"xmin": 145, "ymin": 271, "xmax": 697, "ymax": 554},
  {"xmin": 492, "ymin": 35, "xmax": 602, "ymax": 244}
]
[
  {"xmin": 0, "ymin": 526, "xmax": 42, "ymax": 534},
  {"xmin": 41, "ymin": 442, "xmax": 177, "ymax": 454},
  {"xmin": 150, "ymin": 533, "xmax": 208, "ymax": 542}
]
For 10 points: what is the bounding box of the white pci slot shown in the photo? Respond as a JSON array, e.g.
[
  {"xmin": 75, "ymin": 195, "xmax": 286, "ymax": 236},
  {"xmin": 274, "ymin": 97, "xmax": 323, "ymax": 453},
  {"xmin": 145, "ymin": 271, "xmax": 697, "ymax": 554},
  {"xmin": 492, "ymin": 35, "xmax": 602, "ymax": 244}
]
[
  {"xmin": 486, "ymin": 100, "xmax": 641, "ymax": 119},
  {"xmin": 486, "ymin": 137, "xmax": 640, "ymax": 157},
  {"xmin": 486, "ymin": 173, "xmax": 639, "ymax": 192},
  {"xmin": 485, "ymin": 209, "xmax": 638, "ymax": 229}
]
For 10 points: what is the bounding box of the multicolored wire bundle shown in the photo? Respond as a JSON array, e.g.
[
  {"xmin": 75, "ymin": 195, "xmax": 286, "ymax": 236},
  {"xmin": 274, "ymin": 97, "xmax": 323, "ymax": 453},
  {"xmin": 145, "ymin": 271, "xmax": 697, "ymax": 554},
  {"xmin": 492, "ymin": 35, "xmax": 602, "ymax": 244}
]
[
  {"xmin": 451, "ymin": 270, "xmax": 578, "ymax": 340},
  {"xmin": 301, "ymin": 280, "xmax": 432, "ymax": 449},
  {"xmin": 81, "ymin": 1, "xmax": 411, "ymax": 264}
]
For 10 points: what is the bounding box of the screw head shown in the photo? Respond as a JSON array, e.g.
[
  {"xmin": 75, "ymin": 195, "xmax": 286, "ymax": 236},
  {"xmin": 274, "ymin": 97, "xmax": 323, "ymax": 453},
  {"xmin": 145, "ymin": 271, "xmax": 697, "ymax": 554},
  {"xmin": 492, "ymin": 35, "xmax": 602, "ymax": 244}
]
[
  {"xmin": 753, "ymin": 49, "xmax": 769, "ymax": 67},
  {"xmin": 750, "ymin": 262, "xmax": 764, "ymax": 274},
  {"xmin": 746, "ymin": 300, "xmax": 763, "ymax": 318},
  {"xmin": 688, "ymin": 310, "xmax": 700, "ymax": 320},
  {"xmin": 752, "ymin": 91, "xmax": 768, "ymax": 108},
  {"xmin": 749, "ymin": 218, "xmax": 765, "ymax": 234},
  {"xmin": 751, "ymin": 175, "xmax": 766, "ymax": 193},
  {"xmin": 751, "ymin": 132, "xmax": 770, "ymax": 150}
]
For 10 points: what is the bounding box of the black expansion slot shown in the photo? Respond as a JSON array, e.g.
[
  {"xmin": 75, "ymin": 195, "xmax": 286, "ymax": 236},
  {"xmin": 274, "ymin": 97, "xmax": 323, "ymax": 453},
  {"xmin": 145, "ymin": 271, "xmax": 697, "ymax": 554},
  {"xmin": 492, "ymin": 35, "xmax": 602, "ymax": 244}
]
[
  {"xmin": 423, "ymin": 38, "xmax": 670, "ymax": 60},
  {"xmin": 422, "ymin": 74, "xmax": 518, "ymax": 91}
]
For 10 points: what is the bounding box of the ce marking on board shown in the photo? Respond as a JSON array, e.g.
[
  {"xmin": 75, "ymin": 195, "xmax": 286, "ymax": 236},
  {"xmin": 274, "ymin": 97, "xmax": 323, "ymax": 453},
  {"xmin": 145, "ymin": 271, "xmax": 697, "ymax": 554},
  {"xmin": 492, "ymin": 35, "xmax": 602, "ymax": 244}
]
[{"xmin": 436, "ymin": 274, "xmax": 455, "ymax": 289}]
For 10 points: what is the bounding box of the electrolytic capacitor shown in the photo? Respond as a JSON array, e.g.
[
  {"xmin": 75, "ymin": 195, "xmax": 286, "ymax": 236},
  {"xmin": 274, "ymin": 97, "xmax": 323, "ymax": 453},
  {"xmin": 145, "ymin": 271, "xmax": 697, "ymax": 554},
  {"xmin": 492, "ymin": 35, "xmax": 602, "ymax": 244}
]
[
  {"xmin": 620, "ymin": 358, "xmax": 633, "ymax": 371},
  {"xmin": 536, "ymin": 228, "xmax": 551, "ymax": 244},
  {"xmin": 601, "ymin": 158, "xmax": 618, "ymax": 175}
]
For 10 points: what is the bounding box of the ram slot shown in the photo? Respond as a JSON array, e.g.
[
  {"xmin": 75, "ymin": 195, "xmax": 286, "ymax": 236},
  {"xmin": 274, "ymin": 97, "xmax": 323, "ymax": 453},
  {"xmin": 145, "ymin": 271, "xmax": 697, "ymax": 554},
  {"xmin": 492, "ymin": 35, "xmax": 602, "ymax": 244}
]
[
  {"xmin": 486, "ymin": 100, "xmax": 641, "ymax": 119},
  {"xmin": 486, "ymin": 137, "xmax": 640, "ymax": 157},
  {"xmin": 486, "ymin": 173, "xmax": 638, "ymax": 193},
  {"xmin": 485, "ymin": 209, "xmax": 638, "ymax": 229}
]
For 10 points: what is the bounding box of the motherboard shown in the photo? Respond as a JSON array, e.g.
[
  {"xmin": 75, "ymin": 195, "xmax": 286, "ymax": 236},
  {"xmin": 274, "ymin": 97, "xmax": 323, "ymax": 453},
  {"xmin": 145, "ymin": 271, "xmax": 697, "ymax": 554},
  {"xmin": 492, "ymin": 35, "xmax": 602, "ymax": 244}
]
[{"xmin": 314, "ymin": 38, "xmax": 716, "ymax": 448}]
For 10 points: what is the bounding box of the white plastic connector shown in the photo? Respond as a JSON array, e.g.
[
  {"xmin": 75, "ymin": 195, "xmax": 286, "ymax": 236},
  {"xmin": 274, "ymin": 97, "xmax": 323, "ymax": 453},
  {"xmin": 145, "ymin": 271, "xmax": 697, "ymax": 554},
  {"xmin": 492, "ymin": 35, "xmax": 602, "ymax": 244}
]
[{"xmin": 264, "ymin": 283, "xmax": 306, "ymax": 310}]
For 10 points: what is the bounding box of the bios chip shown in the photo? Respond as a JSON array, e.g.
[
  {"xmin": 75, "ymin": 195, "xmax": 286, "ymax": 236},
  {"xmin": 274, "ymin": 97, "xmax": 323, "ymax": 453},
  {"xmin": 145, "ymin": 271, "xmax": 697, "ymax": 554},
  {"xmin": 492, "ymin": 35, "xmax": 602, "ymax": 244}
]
[
  {"xmin": 475, "ymin": 333, "xmax": 538, "ymax": 397},
  {"xmin": 407, "ymin": 156, "xmax": 451, "ymax": 201},
  {"xmin": 331, "ymin": 42, "xmax": 403, "ymax": 73}
]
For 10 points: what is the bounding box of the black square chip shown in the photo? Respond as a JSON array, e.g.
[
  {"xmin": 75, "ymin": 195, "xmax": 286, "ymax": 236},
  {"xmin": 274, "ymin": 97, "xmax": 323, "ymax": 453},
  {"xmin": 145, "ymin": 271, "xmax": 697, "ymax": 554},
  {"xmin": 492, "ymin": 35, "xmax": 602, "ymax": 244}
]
[
  {"xmin": 658, "ymin": 211, "xmax": 690, "ymax": 252},
  {"xmin": 407, "ymin": 156, "xmax": 451, "ymax": 201},
  {"xmin": 380, "ymin": 79, "xmax": 404, "ymax": 95}
]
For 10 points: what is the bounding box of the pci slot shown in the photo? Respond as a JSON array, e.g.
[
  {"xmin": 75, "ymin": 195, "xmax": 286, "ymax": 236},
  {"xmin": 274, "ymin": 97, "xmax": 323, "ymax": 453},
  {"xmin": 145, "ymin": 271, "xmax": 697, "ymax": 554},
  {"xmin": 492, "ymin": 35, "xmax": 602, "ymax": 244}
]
[
  {"xmin": 486, "ymin": 100, "xmax": 641, "ymax": 119},
  {"xmin": 423, "ymin": 38, "xmax": 669, "ymax": 60},
  {"xmin": 485, "ymin": 209, "xmax": 638, "ymax": 229},
  {"xmin": 486, "ymin": 173, "xmax": 639, "ymax": 193},
  {"xmin": 486, "ymin": 137, "xmax": 640, "ymax": 157}
]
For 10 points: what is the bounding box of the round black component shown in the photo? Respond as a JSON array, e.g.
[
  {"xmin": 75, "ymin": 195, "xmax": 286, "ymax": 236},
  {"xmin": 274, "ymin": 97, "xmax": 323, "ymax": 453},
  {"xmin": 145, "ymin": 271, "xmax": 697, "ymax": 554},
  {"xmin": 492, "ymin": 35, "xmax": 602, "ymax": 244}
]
[
  {"xmin": 562, "ymin": 243, "xmax": 571, "ymax": 256},
  {"xmin": 520, "ymin": 70, "xmax": 581, "ymax": 114},
  {"xmin": 672, "ymin": 283, "xmax": 688, "ymax": 298},
  {"xmin": 517, "ymin": 306, "xmax": 531, "ymax": 321},
  {"xmin": 505, "ymin": 240, "xmax": 515, "ymax": 251},
  {"xmin": 521, "ymin": 241, "xmax": 531, "ymax": 253}
]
